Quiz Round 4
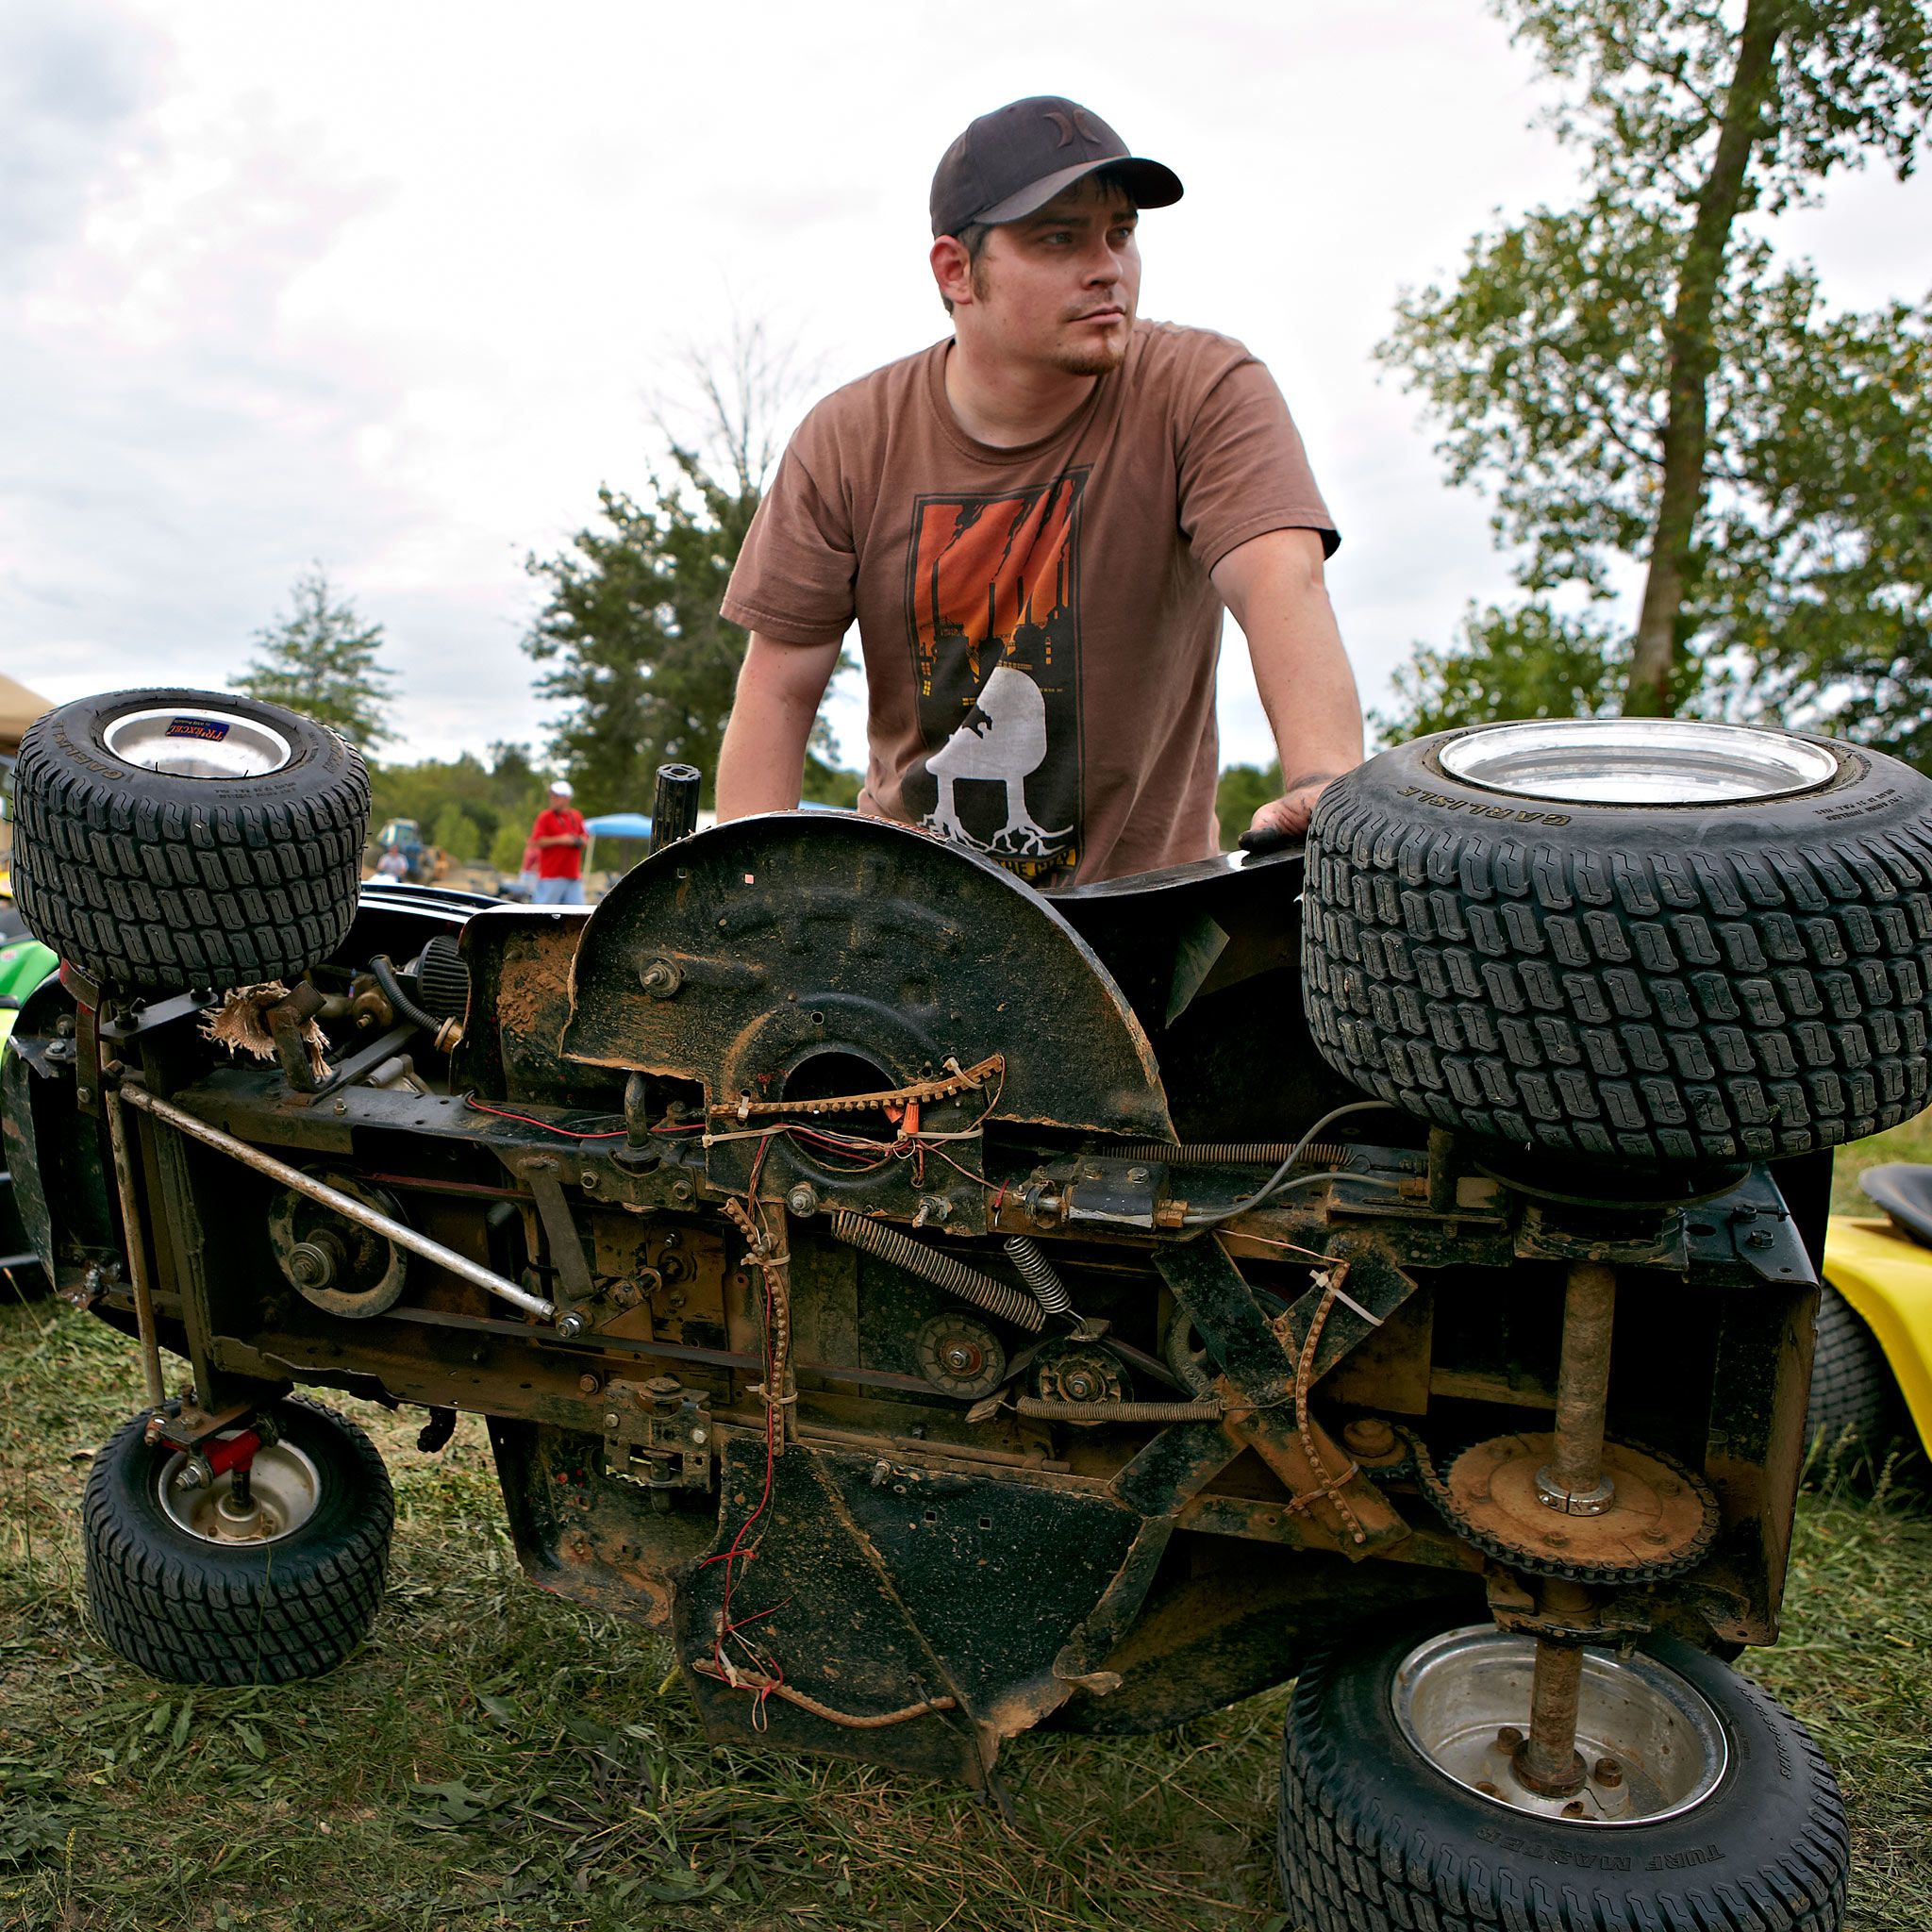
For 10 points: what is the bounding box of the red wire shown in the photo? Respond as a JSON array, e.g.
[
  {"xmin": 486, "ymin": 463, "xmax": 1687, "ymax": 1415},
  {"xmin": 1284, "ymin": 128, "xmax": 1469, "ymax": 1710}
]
[{"xmin": 460, "ymin": 1093, "xmax": 626, "ymax": 1139}]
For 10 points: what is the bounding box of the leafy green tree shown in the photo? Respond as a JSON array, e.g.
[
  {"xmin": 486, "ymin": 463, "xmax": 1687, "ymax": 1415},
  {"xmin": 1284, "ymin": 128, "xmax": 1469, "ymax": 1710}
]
[
  {"xmin": 1215, "ymin": 761, "xmax": 1281, "ymax": 849},
  {"xmin": 430, "ymin": 802, "xmax": 481, "ymax": 863},
  {"xmin": 1377, "ymin": 0, "xmax": 1932, "ymax": 738},
  {"xmin": 233, "ymin": 568, "xmax": 397, "ymax": 747},
  {"xmin": 525, "ymin": 325, "xmax": 855, "ymax": 810},
  {"xmin": 490, "ymin": 819, "xmax": 531, "ymax": 874},
  {"xmin": 370, "ymin": 743, "xmax": 549, "ymax": 858}
]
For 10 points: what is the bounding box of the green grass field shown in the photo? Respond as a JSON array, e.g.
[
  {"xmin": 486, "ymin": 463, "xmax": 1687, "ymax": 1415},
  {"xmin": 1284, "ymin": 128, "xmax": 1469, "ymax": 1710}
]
[{"xmin": 2, "ymin": 1289, "xmax": 1928, "ymax": 1931}]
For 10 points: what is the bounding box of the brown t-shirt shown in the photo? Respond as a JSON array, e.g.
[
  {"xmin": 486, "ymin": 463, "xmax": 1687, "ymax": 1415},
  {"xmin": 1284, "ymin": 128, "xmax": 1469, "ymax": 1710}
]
[{"xmin": 721, "ymin": 321, "xmax": 1337, "ymax": 885}]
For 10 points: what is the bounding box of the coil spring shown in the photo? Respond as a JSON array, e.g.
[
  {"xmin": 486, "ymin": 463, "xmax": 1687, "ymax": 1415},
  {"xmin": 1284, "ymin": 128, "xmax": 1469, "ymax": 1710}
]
[
  {"xmin": 830, "ymin": 1211, "xmax": 1044, "ymax": 1332},
  {"xmin": 1113, "ymin": 1141, "xmax": 1356, "ymax": 1167},
  {"xmin": 1002, "ymin": 1235, "xmax": 1074, "ymax": 1316}
]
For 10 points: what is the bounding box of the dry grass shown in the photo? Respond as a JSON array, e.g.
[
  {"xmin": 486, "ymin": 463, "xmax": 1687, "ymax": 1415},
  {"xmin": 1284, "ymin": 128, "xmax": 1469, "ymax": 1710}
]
[{"xmin": 1, "ymin": 1293, "xmax": 1928, "ymax": 1930}]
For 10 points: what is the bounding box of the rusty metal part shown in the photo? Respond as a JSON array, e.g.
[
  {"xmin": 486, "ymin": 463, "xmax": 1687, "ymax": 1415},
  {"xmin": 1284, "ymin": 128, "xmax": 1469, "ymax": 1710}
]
[
  {"xmin": 1111, "ymin": 1140, "xmax": 1357, "ymax": 1167},
  {"xmin": 1426, "ymin": 1126, "xmax": 1457, "ymax": 1214},
  {"xmin": 709, "ymin": 1055, "xmax": 1004, "ymax": 1123},
  {"xmin": 914, "ymin": 1310, "xmax": 1007, "ymax": 1399},
  {"xmin": 1341, "ymin": 1416, "xmax": 1398, "ymax": 1461},
  {"xmin": 519, "ymin": 1155, "xmax": 597, "ymax": 1323},
  {"xmin": 101, "ymin": 1087, "xmax": 165, "ymax": 1407},
  {"xmin": 1033, "ymin": 1342, "xmax": 1124, "ymax": 1410},
  {"xmin": 1541, "ymin": 1260, "xmax": 1618, "ymax": 1515},
  {"xmin": 603, "ymin": 1377, "xmax": 713, "ymax": 1492},
  {"xmin": 1417, "ymin": 1431, "xmax": 1720, "ymax": 1584},
  {"xmin": 830, "ymin": 1210, "xmax": 1043, "ymax": 1332},
  {"xmin": 1016, "ymin": 1396, "xmax": 1224, "ymax": 1423},
  {"xmin": 1290, "ymin": 1273, "xmax": 1368, "ymax": 1546},
  {"xmin": 1515, "ymin": 1577, "xmax": 1594, "ymax": 1797},
  {"xmin": 1002, "ymin": 1235, "xmax": 1074, "ymax": 1315},
  {"xmin": 115, "ymin": 1081, "xmax": 558, "ymax": 1322},
  {"xmin": 268, "ymin": 1173, "xmax": 409, "ymax": 1319},
  {"xmin": 266, "ymin": 980, "xmax": 329, "ymax": 1092},
  {"xmin": 722, "ymin": 1195, "xmax": 794, "ymax": 1446},
  {"xmin": 691, "ymin": 1656, "xmax": 957, "ymax": 1729}
]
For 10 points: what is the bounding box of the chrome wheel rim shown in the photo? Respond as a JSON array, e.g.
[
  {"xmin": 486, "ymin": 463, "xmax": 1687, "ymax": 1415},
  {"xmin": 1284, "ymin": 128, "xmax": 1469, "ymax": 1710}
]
[
  {"xmin": 104, "ymin": 706, "xmax": 295, "ymax": 780},
  {"xmin": 158, "ymin": 1438, "xmax": 322, "ymax": 1545},
  {"xmin": 1391, "ymin": 1625, "xmax": 1729, "ymax": 1825},
  {"xmin": 1437, "ymin": 719, "xmax": 1838, "ymax": 805}
]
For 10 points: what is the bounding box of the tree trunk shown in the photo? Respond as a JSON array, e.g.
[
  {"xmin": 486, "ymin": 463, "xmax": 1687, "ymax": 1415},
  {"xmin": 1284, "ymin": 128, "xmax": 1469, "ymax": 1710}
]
[{"xmin": 1624, "ymin": 0, "xmax": 1788, "ymax": 717}]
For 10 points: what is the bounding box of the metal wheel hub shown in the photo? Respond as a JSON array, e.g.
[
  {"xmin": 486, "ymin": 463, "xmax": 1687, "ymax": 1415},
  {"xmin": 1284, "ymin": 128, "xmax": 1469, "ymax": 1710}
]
[
  {"xmin": 1438, "ymin": 718, "xmax": 1838, "ymax": 805},
  {"xmin": 1393, "ymin": 1626, "xmax": 1728, "ymax": 1824},
  {"xmin": 103, "ymin": 706, "xmax": 295, "ymax": 781},
  {"xmin": 159, "ymin": 1439, "xmax": 323, "ymax": 1545}
]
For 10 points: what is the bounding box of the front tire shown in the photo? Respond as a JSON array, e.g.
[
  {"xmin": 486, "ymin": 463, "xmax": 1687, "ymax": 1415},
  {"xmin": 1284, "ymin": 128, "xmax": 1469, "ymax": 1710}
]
[
  {"xmin": 83, "ymin": 1394, "xmax": 393, "ymax": 1686},
  {"xmin": 1278, "ymin": 1609, "xmax": 1848, "ymax": 1932},
  {"xmin": 12, "ymin": 687, "xmax": 369, "ymax": 992},
  {"xmin": 1807, "ymin": 1281, "xmax": 1898, "ymax": 1452}
]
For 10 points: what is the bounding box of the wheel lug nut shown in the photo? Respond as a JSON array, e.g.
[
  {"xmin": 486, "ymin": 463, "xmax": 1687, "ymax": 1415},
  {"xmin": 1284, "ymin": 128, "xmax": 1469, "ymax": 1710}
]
[
  {"xmin": 1594, "ymin": 1757, "xmax": 1624, "ymax": 1788},
  {"xmin": 1496, "ymin": 1725, "xmax": 1524, "ymax": 1752}
]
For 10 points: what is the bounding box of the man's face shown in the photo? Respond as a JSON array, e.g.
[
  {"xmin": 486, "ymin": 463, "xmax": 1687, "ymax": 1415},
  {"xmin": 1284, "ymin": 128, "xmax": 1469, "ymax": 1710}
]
[
  {"xmin": 944, "ymin": 178, "xmax": 1141, "ymax": 378},
  {"xmin": 550, "ymin": 791, "xmax": 570, "ymax": 809}
]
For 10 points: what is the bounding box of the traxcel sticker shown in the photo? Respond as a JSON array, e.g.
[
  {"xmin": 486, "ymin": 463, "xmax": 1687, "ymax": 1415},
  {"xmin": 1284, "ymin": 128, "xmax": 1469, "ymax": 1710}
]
[{"xmin": 165, "ymin": 718, "xmax": 231, "ymax": 743}]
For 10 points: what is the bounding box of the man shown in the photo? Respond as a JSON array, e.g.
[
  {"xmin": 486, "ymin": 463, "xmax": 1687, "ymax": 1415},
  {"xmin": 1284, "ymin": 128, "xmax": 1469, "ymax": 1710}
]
[
  {"xmin": 715, "ymin": 94, "xmax": 1363, "ymax": 887},
  {"xmin": 529, "ymin": 780, "xmax": 588, "ymax": 906}
]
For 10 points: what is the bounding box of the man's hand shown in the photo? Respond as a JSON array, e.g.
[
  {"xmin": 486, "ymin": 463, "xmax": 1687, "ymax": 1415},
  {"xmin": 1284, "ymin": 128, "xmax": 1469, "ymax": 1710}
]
[
  {"xmin": 1211, "ymin": 527, "xmax": 1363, "ymax": 846},
  {"xmin": 717, "ymin": 633, "xmax": 844, "ymax": 820}
]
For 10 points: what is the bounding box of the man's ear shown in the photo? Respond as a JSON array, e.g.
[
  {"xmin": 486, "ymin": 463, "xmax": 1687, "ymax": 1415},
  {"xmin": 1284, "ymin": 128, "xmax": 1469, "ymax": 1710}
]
[{"xmin": 930, "ymin": 235, "xmax": 974, "ymax": 309}]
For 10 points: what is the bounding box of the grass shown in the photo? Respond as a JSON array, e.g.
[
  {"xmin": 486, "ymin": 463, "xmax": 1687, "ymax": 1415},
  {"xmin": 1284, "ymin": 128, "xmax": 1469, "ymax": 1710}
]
[
  {"xmin": 1828, "ymin": 1108, "xmax": 1932, "ymax": 1216},
  {"xmin": 1, "ymin": 1293, "xmax": 1928, "ymax": 1930}
]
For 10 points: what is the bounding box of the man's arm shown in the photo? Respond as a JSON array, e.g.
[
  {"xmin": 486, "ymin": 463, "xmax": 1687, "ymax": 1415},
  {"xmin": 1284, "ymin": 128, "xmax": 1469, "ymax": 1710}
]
[
  {"xmin": 716, "ymin": 633, "xmax": 844, "ymax": 820},
  {"xmin": 1210, "ymin": 527, "xmax": 1363, "ymax": 837}
]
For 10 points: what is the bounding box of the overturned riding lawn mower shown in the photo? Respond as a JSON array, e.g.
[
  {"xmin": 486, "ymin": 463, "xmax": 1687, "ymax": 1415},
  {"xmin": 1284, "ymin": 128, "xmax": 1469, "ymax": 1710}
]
[{"xmin": 9, "ymin": 691, "xmax": 1919, "ymax": 1928}]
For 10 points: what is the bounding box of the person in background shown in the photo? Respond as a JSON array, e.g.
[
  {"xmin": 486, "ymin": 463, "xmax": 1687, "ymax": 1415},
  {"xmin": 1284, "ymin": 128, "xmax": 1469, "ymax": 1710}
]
[{"xmin": 529, "ymin": 779, "xmax": 588, "ymax": 906}]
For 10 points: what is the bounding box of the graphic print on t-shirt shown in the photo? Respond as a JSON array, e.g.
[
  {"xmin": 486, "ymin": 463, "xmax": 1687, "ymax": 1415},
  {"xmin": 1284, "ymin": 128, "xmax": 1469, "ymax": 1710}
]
[{"xmin": 900, "ymin": 472, "xmax": 1084, "ymax": 883}]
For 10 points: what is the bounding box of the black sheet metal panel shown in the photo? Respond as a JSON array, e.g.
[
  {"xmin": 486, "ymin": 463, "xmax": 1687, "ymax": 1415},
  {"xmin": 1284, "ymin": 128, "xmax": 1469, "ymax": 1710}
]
[
  {"xmin": 676, "ymin": 1435, "xmax": 1148, "ymax": 1777},
  {"xmin": 560, "ymin": 813, "xmax": 1174, "ymax": 1146}
]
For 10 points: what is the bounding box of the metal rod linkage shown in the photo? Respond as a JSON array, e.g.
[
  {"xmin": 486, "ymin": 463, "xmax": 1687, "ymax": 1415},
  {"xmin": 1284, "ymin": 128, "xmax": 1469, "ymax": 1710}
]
[
  {"xmin": 1541, "ymin": 1260, "xmax": 1618, "ymax": 1514},
  {"xmin": 102, "ymin": 1088, "xmax": 166, "ymax": 1407},
  {"xmin": 115, "ymin": 1082, "xmax": 558, "ymax": 1324}
]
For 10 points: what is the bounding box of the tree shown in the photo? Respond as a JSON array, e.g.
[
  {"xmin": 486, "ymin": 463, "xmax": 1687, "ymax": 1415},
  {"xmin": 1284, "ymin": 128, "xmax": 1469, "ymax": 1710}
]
[
  {"xmin": 524, "ymin": 321, "xmax": 854, "ymax": 810},
  {"xmin": 233, "ymin": 568, "xmax": 397, "ymax": 747},
  {"xmin": 1215, "ymin": 761, "xmax": 1281, "ymax": 849},
  {"xmin": 430, "ymin": 802, "xmax": 480, "ymax": 864},
  {"xmin": 1377, "ymin": 0, "xmax": 1932, "ymax": 738},
  {"xmin": 370, "ymin": 742, "xmax": 550, "ymax": 858}
]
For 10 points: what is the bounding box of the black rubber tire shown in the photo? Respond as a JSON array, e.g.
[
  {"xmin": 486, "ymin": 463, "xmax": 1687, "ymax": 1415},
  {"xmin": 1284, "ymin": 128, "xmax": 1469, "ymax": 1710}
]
[
  {"xmin": 1806, "ymin": 1282, "xmax": 1898, "ymax": 1451},
  {"xmin": 11, "ymin": 687, "xmax": 370, "ymax": 992},
  {"xmin": 1304, "ymin": 727, "xmax": 1932, "ymax": 1164},
  {"xmin": 82, "ymin": 1394, "xmax": 393, "ymax": 1686},
  {"xmin": 1279, "ymin": 1609, "xmax": 1849, "ymax": 1932}
]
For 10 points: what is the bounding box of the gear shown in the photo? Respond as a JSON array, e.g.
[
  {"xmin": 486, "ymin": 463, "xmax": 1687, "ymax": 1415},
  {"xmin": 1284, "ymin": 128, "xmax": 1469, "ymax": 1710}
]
[
  {"xmin": 1030, "ymin": 1341, "xmax": 1129, "ymax": 1419},
  {"xmin": 1407, "ymin": 1429, "xmax": 1720, "ymax": 1586}
]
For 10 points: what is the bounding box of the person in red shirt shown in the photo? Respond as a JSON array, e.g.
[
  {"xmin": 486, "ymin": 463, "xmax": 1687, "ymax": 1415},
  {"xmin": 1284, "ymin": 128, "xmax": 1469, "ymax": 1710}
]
[{"xmin": 529, "ymin": 780, "xmax": 588, "ymax": 905}]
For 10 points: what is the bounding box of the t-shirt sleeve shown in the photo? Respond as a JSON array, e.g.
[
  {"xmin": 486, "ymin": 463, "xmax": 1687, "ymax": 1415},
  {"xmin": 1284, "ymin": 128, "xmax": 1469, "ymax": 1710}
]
[
  {"xmin": 720, "ymin": 416, "xmax": 858, "ymax": 647},
  {"xmin": 1174, "ymin": 350, "xmax": 1339, "ymax": 572}
]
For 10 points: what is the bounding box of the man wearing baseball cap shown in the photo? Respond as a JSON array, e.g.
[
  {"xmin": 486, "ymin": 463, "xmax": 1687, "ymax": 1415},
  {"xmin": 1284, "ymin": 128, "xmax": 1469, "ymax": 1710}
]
[
  {"xmin": 529, "ymin": 779, "xmax": 589, "ymax": 906},
  {"xmin": 715, "ymin": 94, "xmax": 1360, "ymax": 886}
]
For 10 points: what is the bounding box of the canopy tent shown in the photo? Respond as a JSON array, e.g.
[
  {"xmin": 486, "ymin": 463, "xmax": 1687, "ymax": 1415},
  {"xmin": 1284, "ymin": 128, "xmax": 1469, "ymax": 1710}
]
[
  {"xmin": 585, "ymin": 812, "xmax": 653, "ymax": 841},
  {"xmin": 0, "ymin": 675, "xmax": 52, "ymax": 753}
]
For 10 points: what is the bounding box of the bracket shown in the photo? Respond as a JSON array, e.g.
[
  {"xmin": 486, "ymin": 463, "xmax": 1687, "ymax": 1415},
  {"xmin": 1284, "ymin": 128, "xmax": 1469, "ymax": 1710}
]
[{"xmin": 601, "ymin": 1377, "xmax": 713, "ymax": 1491}]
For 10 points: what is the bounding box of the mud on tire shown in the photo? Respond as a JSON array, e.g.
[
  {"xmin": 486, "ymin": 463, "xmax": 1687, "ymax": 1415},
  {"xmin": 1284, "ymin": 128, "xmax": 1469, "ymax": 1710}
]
[
  {"xmin": 1303, "ymin": 724, "xmax": 1932, "ymax": 1164},
  {"xmin": 11, "ymin": 688, "xmax": 369, "ymax": 993},
  {"xmin": 83, "ymin": 1394, "xmax": 393, "ymax": 1687}
]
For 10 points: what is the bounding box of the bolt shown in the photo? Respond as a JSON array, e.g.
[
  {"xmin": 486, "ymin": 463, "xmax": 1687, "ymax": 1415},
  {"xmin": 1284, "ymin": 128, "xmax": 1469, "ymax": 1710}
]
[
  {"xmin": 604, "ymin": 1411, "xmax": 621, "ymax": 1430},
  {"xmin": 556, "ymin": 1311, "xmax": 587, "ymax": 1340},
  {"xmin": 1594, "ymin": 1757, "xmax": 1624, "ymax": 1788},
  {"xmin": 1063, "ymin": 1372, "xmax": 1096, "ymax": 1401},
  {"xmin": 578, "ymin": 1374, "xmax": 600, "ymax": 1394},
  {"xmin": 580, "ymin": 1172, "xmax": 599, "ymax": 1191},
  {"xmin": 1125, "ymin": 1166, "xmax": 1148, "ymax": 1182},
  {"xmin": 672, "ymin": 1180, "xmax": 693, "ymax": 1203},
  {"xmin": 1642, "ymin": 1526, "xmax": 1672, "ymax": 1544},
  {"xmin": 1342, "ymin": 1417, "xmax": 1397, "ymax": 1458},
  {"xmin": 1744, "ymin": 1228, "xmax": 1775, "ymax": 1250},
  {"xmin": 1474, "ymin": 1780, "xmax": 1501, "ymax": 1797},
  {"xmin": 691, "ymin": 1428, "xmax": 708, "ymax": 1444},
  {"xmin": 1543, "ymin": 1529, "xmax": 1570, "ymax": 1548},
  {"xmin": 645, "ymin": 1376, "xmax": 681, "ymax": 1397},
  {"xmin": 786, "ymin": 1183, "xmax": 819, "ymax": 1217},
  {"xmin": 640, "ymin": 958, "xmax": 682, "ymax": 998},
  {"xmin": 1496, "ymin": 1725, "xmax": 1524, "ymax": 1752}
]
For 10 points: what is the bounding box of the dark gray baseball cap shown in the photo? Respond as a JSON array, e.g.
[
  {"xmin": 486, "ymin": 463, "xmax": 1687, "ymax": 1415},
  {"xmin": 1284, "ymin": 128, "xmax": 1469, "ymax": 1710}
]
[{"xmin": 930, "ymin": 95, "xmax": 1183, "ymax": 239}]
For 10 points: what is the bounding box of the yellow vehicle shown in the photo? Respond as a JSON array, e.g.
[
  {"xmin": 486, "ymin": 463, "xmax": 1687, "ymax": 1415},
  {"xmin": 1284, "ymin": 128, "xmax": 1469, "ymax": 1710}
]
[{"xmin": 1814, "ymin": 1166, "xmax": 1932, "ymax": 1457}]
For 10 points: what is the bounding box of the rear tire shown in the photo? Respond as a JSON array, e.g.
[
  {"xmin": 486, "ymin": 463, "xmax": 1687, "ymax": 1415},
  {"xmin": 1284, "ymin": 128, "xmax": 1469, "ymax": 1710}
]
[
  {"xmin": 12, "ymin": 688, "xmax": 369, "ymax": 992},
  {"xmin": 1278, "ymin": 1608, "xmax": 1849, "ymax": 1932},
  {"xmin": 1304, "ymin": 722, "xmax": 1932, "ymax": 1166},
  {"xmin": 83, "ymin": 1394, "xmax": 392, "ymax": 1686}
]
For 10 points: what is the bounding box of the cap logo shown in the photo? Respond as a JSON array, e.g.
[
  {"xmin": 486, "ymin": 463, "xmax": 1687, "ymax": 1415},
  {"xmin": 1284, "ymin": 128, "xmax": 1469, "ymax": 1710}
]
[{"xmin": 1043, "ymin": 108, "xmax": 1101, "ymax": 147}]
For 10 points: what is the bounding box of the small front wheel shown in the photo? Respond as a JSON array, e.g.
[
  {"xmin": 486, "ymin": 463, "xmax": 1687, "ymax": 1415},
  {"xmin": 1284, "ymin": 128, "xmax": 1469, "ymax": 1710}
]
[
  {"xmin": 83, "ymin": 1395, "xmax": 393, "ymax": 1686},
  {"xmin": 1279, "ymin": 1609, "xmax": 1848, "ymax": 1932}
]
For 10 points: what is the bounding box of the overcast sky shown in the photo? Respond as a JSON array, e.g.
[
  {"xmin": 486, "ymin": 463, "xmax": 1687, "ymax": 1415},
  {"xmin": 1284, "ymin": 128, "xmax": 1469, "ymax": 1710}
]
[{"xmin": 4, "ymin": 0, "xmax": 1928, "ymax": 778}]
